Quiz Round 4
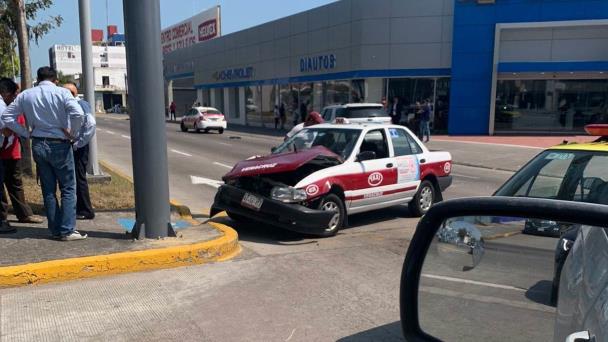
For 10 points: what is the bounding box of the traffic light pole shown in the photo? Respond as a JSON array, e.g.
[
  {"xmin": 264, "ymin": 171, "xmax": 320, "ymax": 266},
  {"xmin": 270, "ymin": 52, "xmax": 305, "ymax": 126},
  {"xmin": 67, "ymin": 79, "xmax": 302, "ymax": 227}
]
[
  {"xmin": 77, "ymin": 0, "xmax": 101, "ymax": 176},
  {"xmin": 123, "ymin": 0, "xmax": 175, "ymax": 239}
]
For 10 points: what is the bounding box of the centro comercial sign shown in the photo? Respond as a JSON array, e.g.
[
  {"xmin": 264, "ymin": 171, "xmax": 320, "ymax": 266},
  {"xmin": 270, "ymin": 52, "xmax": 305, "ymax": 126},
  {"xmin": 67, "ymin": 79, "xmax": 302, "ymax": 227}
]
[{"xmin": 300, "ymin": 54, "xmax": 336, "ymax": 73}]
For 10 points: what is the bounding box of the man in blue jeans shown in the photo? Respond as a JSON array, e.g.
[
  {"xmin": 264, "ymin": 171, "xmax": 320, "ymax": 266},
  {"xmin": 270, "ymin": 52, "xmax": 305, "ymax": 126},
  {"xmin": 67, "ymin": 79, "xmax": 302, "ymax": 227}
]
[
  {"xmin": 419, "ymin": 99, "xmax": 432, "ymax": 143},
  {"xmin": 1, "ymin": 67, "xmax": 85, "ymax": 241}
]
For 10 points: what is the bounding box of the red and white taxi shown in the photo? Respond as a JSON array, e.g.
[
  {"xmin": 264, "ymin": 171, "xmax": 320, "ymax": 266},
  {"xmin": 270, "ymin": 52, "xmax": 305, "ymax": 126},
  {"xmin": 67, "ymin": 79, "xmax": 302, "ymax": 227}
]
[
  {"xmin": 180, "ymin": 106, "xmax": 227, "ymax": 134},
  {"xmin": 211, "ymin": 122, "xmax": 452, "ymax": 236}
]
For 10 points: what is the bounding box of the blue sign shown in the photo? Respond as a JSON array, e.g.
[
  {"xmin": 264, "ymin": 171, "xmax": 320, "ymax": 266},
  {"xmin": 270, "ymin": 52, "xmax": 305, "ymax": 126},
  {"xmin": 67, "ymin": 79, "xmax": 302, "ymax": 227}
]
[
  {"xmin": 300, "ymin": 54, "xmax": 336, "ymax": 73},
  {"xmin": 213, "ymin": 67, "xmax": 254, "ymax": 81}
]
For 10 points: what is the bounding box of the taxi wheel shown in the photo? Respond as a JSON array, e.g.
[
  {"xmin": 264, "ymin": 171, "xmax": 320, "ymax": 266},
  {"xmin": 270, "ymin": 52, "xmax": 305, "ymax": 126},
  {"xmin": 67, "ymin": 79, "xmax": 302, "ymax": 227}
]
[
  {"xmin": 180, "ymin": 122, "xmax": 188, "ymax": 132},
  {"xmin": 317, "ymin": 193, "xmax": 345, "ymax": 237},
  {"xmin": 409, "ymin": 180, "xmax": 435, "ymax": 217},
  {"xmin": 219, "ymin": 128, "xmax": 224, "ymax": 134}
]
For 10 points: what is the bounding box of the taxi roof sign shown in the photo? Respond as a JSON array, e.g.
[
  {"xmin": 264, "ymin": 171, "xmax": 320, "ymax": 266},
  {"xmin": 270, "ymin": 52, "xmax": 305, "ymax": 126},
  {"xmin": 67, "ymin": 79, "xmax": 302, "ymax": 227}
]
[{"xmin": 584, "ymin": 124, "xmax": 608, "ymax": 137}]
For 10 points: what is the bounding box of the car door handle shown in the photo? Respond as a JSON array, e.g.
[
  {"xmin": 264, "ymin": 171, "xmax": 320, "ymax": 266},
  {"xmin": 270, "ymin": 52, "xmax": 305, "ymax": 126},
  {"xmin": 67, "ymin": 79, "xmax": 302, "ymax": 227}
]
[
  {"xmin": 566, "ymin": 331, "xmax": 590, "ymax": 342},
  {"xmin": 419, "ymin": 158, "xmax": 426, "ymax": 164},
  {"xmin": 386, "ymin": 163, "xmax": 393, "ymax": 168}
]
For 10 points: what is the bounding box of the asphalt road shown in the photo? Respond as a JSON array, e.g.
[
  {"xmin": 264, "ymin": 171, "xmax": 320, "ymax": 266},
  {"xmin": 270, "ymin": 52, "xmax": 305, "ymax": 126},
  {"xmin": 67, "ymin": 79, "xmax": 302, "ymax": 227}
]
[{"xmin": 0, "ymin": 117, "xmax": 560, "ymax": 341}]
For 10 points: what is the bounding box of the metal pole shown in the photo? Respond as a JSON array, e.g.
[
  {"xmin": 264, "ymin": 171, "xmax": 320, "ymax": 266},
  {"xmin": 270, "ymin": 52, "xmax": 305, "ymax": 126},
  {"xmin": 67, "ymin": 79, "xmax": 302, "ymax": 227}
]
[
  {"xmin": 78, "ymin": 0, "xmax": 101, "ymax": 175},
  {"xmin": 123, "ymin": 0, "xmax": 174, "ymax": 239}
]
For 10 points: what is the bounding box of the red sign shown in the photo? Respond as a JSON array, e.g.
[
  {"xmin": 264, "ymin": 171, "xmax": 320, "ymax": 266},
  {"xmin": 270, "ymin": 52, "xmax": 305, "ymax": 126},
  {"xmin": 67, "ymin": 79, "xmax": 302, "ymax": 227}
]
[{"xmin": 198, "ymin": 19, "xmax": 218, "ymax": 42}]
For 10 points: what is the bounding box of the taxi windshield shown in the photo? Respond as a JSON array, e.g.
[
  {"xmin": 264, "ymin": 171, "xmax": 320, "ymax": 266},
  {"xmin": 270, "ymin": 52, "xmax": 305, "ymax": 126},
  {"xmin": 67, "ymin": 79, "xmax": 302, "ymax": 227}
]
[
  {"xmin": 495, "ymin": 149, "xmax": 608, "ymax": 205},
  {"xmin": 273, "ymin": 128, "xmax": 361, "ymax": 159}
]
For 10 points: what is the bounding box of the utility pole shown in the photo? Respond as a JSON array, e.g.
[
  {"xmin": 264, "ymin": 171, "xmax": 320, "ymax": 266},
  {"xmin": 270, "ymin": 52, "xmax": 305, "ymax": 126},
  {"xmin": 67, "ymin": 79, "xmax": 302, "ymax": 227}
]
[
  {"xmin": 123, "ymin": 0, "xmax": 174, "ymax": 239},
  {"xmin": 78, "ymin": 0, "xmax": 101, "ymax": 175}
]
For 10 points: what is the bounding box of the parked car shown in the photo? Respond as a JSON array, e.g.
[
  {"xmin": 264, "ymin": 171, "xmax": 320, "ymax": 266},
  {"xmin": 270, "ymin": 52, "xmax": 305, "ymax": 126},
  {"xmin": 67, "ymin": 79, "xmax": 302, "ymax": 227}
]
[
  {"xmin": 321, "ymin": 103, "xmax": 391, "ymax": 124},
  {"xmin": 180, "ymin": 106, "xmax": 227, "ymax": 134},
  {"xmin": 211, "ymin": 122, "xmax": 452, "ymax": 236}
]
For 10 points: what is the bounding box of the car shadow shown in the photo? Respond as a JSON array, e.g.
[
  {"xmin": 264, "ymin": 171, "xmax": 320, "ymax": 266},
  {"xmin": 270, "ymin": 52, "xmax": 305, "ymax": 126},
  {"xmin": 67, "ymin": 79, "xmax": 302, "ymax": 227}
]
[
  {"xmin": 525, "ymin": 280, "xmax": 555, "ymax": 307},
  {"xmin": 337, "ymin": 321, "xmax": 404, "ymax": 341},
  {"xmin": 210, "ymin": 204, "xmax": 418, "ymax": 245}
]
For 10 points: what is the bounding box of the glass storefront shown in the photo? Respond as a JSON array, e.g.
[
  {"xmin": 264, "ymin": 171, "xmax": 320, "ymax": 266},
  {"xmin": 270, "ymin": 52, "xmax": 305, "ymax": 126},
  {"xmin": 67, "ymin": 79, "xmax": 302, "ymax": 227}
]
[
  {"xmin": 214, "ymin": 88, "xmax": 224, "ymax": 112},
  {"xmin": 245, "ymin": 85, "xmax": 261, "ymax": 126},
  {"xmin": 323, "ymin": 80, "xmax": 350, "ymax": 106},
  {"xmin": 495, "ymin": 79, "xmax": 608, "ymax": 132}
]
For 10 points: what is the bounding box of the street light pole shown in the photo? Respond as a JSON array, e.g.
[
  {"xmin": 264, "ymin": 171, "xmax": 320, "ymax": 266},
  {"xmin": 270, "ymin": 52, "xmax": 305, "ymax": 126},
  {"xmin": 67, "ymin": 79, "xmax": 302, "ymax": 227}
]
[
  {"xmin": 78, "ymin": 0, "xmax": 101, "ymax": 175},
  {"xmin": 123, "ymin": 0, "xmax": 174, "ymax": 239}
]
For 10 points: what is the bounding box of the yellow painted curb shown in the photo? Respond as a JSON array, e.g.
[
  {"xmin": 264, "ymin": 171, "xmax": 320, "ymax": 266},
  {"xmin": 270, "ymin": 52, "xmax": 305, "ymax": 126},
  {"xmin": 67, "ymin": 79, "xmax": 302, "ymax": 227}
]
[{"xmin": 0, "ymin": 221, "xmax": 240, "ymax": 288}]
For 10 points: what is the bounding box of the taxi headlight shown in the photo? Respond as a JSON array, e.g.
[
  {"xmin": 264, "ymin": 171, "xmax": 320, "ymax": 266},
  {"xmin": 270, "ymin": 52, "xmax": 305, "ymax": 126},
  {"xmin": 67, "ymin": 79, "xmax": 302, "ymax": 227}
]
[{"xmin": 271, "ymin": 186, "xmax": 307, "ymax": 203}]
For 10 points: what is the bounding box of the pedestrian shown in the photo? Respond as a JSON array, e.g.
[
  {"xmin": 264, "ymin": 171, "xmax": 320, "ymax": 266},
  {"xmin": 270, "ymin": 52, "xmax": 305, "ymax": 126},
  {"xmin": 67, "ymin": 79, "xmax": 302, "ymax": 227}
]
[
  {"xmin": 273, "ymin": 104, "xmax": 280, "ymax": 130},
  {"xmin": 0, "ymin": 79, "xmax": 15, "ymax": 233},
  {"xmin": 279, "ymin": 103, "xmax": 286, "ymax": 130},
  {"xmin": 285, "ymin": 111, "xmax": 324, "ymax": 140},
  {"xmin": 419, "ymin": 100, "xmax": 432, "ymax": 143},
  {"xmin": 1, "ymin": 67, "xmax": 85, "ymax": 241},
  {"xmin": 389, "ymin": 96, "xmax": 402, "ymax": 125},
  {"xmin": 300, "ymin": 101, "xmax": 308, "ymax": 123},
  {"xmin": 64, "ymin": 82, "xmax": 96, "ymax": 220},
  {"xmin": 169, "ymin": 100, "xmax": 177, "ymax": 121},
  {"xmin": 0, "ymin": 78, "xmax": 43, "ymax": 228}
]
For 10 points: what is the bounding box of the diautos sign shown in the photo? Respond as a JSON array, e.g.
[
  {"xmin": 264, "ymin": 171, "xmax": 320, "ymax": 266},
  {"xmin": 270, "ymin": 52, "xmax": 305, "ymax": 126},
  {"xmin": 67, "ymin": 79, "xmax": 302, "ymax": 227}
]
[
  {"xmin": 300, "ymin": 54, "xmax": 336, "ymax": 73},
  {"xmin": 212, "ymin": 67, "xmax": 254, "ymax": 81}
]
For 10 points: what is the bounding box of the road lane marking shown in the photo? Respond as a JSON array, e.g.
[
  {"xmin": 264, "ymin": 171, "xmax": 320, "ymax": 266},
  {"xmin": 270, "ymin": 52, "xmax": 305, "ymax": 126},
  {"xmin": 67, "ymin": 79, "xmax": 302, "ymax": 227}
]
[
  {"xmin": 190, "ymin": 175, "xmax": 222, "ymax": 188},
  {"xmin": 451, "ymin": 173, "xmax": 480, "ymax": 180},
  {"xmin": 217, "ymin": 142, "xmax": 231, "ymax": 146},
  {"xmin": 213, "ymin": 162, "xmax": 233, "ymax": 169},
  {"xmin": 170, "ymin": 149, "xmax": 192, "ymax": 157},
  {"xmin": 121, "ymin": 135, "xmax": 131, "ymax": 139},
  {"xmin": 105, "ymin": 130, "xmax": 116, "ymax": 135},
  {"xmin": 421, "ymin": 286, "xmax": 554, "ymax": 313},
  {"xmin": 422, "ymin": 274, "xmax": 526, "ymax": 292}
]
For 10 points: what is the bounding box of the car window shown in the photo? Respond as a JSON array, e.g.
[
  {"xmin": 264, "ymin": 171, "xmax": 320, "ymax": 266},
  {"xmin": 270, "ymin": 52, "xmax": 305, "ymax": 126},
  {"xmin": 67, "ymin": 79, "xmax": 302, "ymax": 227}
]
[
  {"xmin": 389, "ymin": 128, "xmax": 414, "ymax": 156},
  {"xmin": 359, "ymin": 129, "xmax": 389, "ymax": 159},
  {"xmin": 322, "ymin": 109, "xmax": 333, "ymax": 121},
  {"xmin": 577, "ymin": 154, "xmax": 608, "ymax": 204},
  {"xmin": 274, "ymin": 128, "xmax": 361, "ymax": 160},
  {"xmin": 206, "ymin": 109, "xmax": 221, "ymax": 114},
  {"xmin": 343, "ymin": 107, "xmax": 386, "ymax": 119}
]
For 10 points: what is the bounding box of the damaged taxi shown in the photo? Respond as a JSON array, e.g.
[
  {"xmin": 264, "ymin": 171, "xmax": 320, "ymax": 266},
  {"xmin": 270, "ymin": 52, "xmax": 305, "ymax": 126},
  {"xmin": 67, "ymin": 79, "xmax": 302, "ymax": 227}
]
[{"xmin": 211, "ymin": 122, "xmax": 452, "ymax": 236}]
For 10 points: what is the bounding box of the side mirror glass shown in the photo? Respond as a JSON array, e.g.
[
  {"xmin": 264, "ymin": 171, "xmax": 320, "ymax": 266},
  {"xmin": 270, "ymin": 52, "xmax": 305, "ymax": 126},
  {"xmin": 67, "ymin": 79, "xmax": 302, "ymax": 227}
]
[
  {"xmin": 400, "ymin": 197, "xmax": 608, "ymax": 342},
  {"xmin": 356, "ymin": 150, "xmax": 376, "ymax": 162}
]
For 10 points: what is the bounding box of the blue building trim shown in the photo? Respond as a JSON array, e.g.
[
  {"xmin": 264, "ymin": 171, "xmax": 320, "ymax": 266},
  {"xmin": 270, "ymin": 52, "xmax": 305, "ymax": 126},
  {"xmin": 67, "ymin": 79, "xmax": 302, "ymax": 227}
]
[
  {"xmin": 166, "ymin": 72, "xmax": 194, "ymax": 80},
  {"xmin": 193, "ymin": 68, "xmax": 451, "ymax": 89},
  {"xmin": 498, "ymin": 61, "xmax": 608, "ymax": 73},
  {"xmin": 450, "ymin": 0, "xmax": 608, "ymax": 136}
]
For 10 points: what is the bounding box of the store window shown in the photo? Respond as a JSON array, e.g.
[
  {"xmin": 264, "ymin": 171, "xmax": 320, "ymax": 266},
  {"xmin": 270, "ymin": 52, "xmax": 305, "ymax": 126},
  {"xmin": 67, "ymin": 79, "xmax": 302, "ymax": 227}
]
[
  {"xmin": 279, "ymin": 84, "xmax": 299, "ymax": 128},
  {"xmin": 434, "ymin": 78, "xmax": 450, "ymax": 133},
  {"xmin": 351, "ymin": 79, "xmax": 365, "ymax": 103},
  {"xmin": 495, "ymin": 79, "xmax": 608, "ymax": 132},
  {"xmin": 323, "ymin": 80, "xmax": 350, "ymax": 106},
  {"xmin": 214, "ymin": 88, "xmax": 224, "ymax": 113},
  {"xmin": 245, "ymin": 86, "xmax": 261, "ymax": 126},
  {"xmin": 388, "ymin": 78, "xmax": 435, "ymax": 129},
  {"xmin": 260, "ymin": 84, "xmax": 276, "ymax": 127}
]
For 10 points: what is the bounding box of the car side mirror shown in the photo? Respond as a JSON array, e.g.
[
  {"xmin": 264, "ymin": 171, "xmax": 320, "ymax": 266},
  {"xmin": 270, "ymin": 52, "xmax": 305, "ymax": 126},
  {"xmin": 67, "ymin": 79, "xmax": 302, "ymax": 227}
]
[
  {"xmin": 356, "ymin": 151, "xmax": 376, "ymax": 162},
  {"xmin": 400, "ymin": 197, "xmax": 608, "ymax": 342}
]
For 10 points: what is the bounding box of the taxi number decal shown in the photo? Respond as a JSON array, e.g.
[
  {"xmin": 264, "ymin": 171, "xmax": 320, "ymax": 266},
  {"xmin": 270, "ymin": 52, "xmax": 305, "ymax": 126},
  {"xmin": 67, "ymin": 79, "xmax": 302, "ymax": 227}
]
[
  {"xmin": 364, "ymin": 191, "xmax": 383, "ymax": 199},
  {"xmin": 368, "ymin": 172, "xmax": 383, "ymax": 186},
  {"xmin": 545, "ymin": 152, "xmax": 574, "ymax": 160}
]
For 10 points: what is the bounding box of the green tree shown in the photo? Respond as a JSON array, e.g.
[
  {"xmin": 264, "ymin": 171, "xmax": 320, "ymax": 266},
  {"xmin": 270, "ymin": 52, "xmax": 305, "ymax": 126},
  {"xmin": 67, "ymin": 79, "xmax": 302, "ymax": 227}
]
[{"xmin": 0, "ymin": 0, "xmax": 63, "ymax": 176}]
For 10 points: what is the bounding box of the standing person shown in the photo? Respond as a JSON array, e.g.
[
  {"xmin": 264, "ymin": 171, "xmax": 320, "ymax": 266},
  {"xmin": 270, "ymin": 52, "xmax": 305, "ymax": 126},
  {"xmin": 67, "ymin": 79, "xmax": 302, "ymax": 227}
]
[
  {"xmin": 285, "ymin": 111, "xmax": 324, "ymax": 140},
  {"xmin": 0, "ymin": 79, "xmax": 14, "ymax": 233},
  {"xmin": 1, "ymin": 67, "xmax": 85, "ymax": 241},
  {"xmin": 279, "ymin": 103, "xmax": 286, "ymax": 130},
  {"xmin": 0, "ymin": 78, "xmax": 43, "ymax": 227},
  {"xmin": 419, "ymin": 100, "xmax": 432, "ymax": 143},
  {"xmin": 299, "ymin": 101, "xmax": 308, "ymax": 124},
  {"xmin": 273, "ymin": 105, "xmax": 280, "ymax": 130},
  {"xmin": 169, "ymin": 101, "xmax": 177, "ymax": 121},
  {"xmin": 64, "ymin": 83, "xmax": 96, "ymax": 220},
  {"xmin": 389, "ymin": 96, "xmax": 402, "ymax": 125}
]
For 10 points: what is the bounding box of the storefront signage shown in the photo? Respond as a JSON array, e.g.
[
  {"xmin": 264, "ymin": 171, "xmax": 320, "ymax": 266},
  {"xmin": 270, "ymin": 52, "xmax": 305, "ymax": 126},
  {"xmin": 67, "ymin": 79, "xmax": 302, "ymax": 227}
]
[
  {"xmin": 300, "ymin": 54, "xmax": 336, "ymax": 73},
  {"xmin": 212, "ymin": 67, "xmax": 254, "ymax": 81},
  {"xmin": 161, "ymin": 6, "xmax": 221, "ymax": 55}
]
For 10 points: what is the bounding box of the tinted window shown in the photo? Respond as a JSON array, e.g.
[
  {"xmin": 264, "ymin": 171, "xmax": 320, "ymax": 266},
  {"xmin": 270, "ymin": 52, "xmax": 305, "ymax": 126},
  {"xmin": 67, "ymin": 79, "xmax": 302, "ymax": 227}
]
[
  {"xmin": 274, "ymin": 128, "xmax": 361, "ymax": 160},
  {"xmin": 389, "ymin": 128, "xmax": 414, "ymax": 156},
  {"xmin": 406, "ymin": 133, "xmax": 423, "ymax": 154},
  {"xmin": 343, "ymin": 107, "xmax": 386, "ymax": 119},
  {"xmin": 205, "ymin": 109, "xmax": 221, "ymax": 114},
  {"xmin": 359, "ymin": 129, "xmax": 389, "ymax": 159}
]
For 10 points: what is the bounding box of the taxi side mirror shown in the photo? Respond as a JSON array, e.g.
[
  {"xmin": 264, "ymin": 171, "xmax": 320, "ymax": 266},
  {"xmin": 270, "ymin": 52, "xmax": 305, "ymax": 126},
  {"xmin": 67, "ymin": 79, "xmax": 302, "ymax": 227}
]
[
  {"xmin": 356, "ymin": 151, "xmax": 376, "ymax": 162},
  {"xmin": 399, "ymin": 197, "xmax": 608, "ymax": 341}
]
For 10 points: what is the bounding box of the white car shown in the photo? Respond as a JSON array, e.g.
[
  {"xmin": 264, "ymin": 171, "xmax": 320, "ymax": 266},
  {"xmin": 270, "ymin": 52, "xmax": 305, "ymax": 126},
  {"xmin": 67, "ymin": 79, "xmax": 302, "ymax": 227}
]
[
  {"xmin": 211, "ymin": 122, "xmax": 452, "ymax": 236},
  {"xmin": 321, "ymin": 103, "xmax": 391, "ymax": 124},
  {"xmin": 180, "ymin": 106, "xmax": 227, "ymax": 134}
]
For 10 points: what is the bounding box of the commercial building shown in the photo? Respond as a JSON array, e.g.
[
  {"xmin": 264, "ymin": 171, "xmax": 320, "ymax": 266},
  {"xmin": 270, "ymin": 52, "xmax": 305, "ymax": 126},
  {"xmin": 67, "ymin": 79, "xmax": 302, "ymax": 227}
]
[
  {"xmin": 163, "ymin": 0, "xmax": 608, "ymax": 135},
  {"xmin": 48, "ymin": 27, "xmax": 128, "ymax": 113}
]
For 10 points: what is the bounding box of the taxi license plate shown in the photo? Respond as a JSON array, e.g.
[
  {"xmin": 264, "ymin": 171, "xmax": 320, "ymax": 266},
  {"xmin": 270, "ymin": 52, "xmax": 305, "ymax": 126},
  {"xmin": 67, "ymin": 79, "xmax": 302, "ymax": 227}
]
[{"xmin": 241, "ymin": 193, "xmax": 263, "ymax": 211}]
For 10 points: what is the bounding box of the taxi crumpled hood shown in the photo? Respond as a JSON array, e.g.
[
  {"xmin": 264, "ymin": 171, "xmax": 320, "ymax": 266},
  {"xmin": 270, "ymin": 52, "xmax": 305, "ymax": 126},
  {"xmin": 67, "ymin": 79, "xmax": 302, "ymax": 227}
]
[{"xmin": 223, "ymin": 146, "xmax": 342, "ymax": 181}]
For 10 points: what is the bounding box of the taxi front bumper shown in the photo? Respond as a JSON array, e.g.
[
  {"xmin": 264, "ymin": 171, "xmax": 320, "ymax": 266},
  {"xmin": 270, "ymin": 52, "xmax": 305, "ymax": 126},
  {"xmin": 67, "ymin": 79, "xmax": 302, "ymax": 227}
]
[{"xmin": 211, "ymin": 185, "xmax": 335, "ymax": 234}]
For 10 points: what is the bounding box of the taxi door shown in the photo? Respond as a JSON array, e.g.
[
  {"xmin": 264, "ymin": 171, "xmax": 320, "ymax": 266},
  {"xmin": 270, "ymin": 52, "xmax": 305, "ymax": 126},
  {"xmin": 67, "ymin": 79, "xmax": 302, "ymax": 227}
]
[
  {"xmin": 347, "ymin": 128, "xmax": 398, "ymax": 212},
  {"xmin": 385, "ymin": 127, "xmax": 421, "ymax": 201}
]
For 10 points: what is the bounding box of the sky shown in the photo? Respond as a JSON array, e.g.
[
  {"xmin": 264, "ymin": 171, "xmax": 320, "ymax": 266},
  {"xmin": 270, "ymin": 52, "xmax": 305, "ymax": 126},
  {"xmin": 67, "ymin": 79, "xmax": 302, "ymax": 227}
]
[{"xmin": 29, "ymin": 0, "xmax": 337, "ymax": 73}]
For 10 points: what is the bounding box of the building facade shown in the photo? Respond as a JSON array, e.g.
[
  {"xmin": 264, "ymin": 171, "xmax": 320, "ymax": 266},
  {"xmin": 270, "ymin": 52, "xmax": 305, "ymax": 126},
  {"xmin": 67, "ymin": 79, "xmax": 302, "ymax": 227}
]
[
  {"xmin": 49, "ymin": 44, "xmax": 127, "ymax": 113},
  {"xmin": 163, "ymin": 0, "xmax": 608, "ymax": 135}
]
